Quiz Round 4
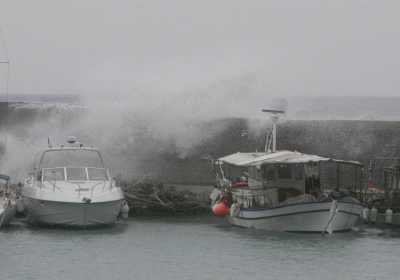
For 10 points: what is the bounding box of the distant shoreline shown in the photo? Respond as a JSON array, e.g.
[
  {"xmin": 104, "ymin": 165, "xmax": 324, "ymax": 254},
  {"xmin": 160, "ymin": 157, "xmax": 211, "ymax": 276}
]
[
  {"xmin": 0, "ymin": 94, "xmax": 81, "ymax": 105},
  {"xmin": 1, "ymin": 95, "xmax": 400, "ymax": 121}
]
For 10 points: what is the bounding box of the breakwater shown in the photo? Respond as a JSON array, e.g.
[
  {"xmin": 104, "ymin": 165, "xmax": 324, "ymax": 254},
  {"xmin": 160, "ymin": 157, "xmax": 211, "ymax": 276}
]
[{"xmin": 1, "ymin": 101, "xmax": 399, "ymax": 186}]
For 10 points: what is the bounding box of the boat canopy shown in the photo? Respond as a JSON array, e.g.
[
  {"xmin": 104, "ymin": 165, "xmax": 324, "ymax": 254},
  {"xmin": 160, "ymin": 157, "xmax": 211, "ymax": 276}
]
[{"xmin": 217, "ymin": 150, "xmax": 362, "ymax": 167}]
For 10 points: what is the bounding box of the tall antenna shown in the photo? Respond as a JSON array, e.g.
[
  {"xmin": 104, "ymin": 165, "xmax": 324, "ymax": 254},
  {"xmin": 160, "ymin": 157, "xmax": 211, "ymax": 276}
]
[
  {"xmin": 262, "ymin": 109, "xmax": 285, "ymax": 153},
  {"xmin": 0, "ymin": 59, "xmax": 9, "ymax": 102},
  {"xmin": 0, "ymin": 25, "xmax": 10, "ymax": 103},
  {"xmin": 0, "ymin": 25, "xmax": 10, "ymax": 151}
]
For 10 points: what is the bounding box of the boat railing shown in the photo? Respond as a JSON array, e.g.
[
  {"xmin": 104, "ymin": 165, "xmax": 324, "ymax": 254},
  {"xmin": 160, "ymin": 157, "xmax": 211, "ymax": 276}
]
[
  {"xmin": 232, "ymin": 186, "xmax": 331, "ymax": 209},
  {"xmin": 40, "ymin": 166, "xmax": 109, "ymax": 186},
  {"xmin": 232, "ymin": 188, "xmax": 275, "ymax": 208}
]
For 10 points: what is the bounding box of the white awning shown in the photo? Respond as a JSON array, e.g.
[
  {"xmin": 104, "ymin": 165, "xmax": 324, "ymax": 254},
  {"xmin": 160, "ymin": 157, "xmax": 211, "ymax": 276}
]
[{"xmin": 217, "ymin": 150, "xmax": 362, "ymax": 167}]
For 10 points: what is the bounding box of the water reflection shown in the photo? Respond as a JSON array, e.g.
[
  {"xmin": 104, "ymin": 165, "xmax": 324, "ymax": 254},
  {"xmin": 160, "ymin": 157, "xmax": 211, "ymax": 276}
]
[{"xmin": 1, "ymin": 215, "xmax": 400, "ymax": 280}]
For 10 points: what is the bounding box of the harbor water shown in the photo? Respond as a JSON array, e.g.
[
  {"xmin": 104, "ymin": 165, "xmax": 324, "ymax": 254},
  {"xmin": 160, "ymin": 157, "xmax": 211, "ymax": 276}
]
[{"xmin": 0, "ymin": 216, "xmax": 399, "ymax": 280}]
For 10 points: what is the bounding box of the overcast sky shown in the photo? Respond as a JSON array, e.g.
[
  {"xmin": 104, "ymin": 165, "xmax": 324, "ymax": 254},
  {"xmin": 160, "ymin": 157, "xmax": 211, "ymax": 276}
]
[{"xmin": 1, "ymin": 0, "xmax": 400, "ymax": 97}]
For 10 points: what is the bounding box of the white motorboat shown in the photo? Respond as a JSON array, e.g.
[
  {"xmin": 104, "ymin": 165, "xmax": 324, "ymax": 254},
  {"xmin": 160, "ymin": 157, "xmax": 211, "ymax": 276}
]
[
  {"xmin": 0, "ymin": 174, "xmax": 16, "ymax": 228},
  {"xmin": 22, "ymin": 137, "xmax": 127, "ymax": 227},
  {"xmin": 212, "ymin": 109, "xmax": 364, "ymax": 233}
]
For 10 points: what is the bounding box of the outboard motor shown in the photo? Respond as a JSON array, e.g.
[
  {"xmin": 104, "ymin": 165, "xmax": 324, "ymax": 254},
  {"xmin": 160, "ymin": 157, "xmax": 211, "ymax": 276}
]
[
  {"xmin": 16, "ymin": 198, "xmax": 24, "ymax": 214},
  {"xmin": 120, "ymin": 201, "xmax": 130, "ymax": 219}
]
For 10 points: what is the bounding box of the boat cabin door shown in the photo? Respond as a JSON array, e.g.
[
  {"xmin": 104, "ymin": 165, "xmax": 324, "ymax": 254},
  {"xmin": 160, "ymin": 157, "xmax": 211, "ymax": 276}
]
[{"xmin": 304, "ymin": 163, "xmax": 321, "ymax": 197}]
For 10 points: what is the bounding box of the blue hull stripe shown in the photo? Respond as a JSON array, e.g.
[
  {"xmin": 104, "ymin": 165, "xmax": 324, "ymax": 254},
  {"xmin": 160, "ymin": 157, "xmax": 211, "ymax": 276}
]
[
  {"xmin": 338, "ymin": 210, "xmax": 361, "ymax": 217},
  {"xmin": 237, "ymin": 209, "xmax": 330, "ymax": 220},
  {"xmin": 240, "ymin": 201, "xmax": 363, "ymax": 212}
]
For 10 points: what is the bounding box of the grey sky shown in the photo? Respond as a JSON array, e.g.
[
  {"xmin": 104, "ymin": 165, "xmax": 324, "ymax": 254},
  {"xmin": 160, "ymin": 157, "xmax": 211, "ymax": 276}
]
[{"xmin": 1, "ymin": 0, "xmax": 400, "ymax": 96}]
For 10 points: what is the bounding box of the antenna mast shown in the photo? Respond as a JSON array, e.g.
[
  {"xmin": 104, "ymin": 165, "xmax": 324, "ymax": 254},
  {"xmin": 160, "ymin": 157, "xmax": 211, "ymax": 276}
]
[
  {"xmin": 0, "ymin": 25, "xmax": 10, "ymax": 149},
  {"xmin": 0, "ymin": 59, "xmax": 9, "ymax": 102},
  {"xmin": 262, "ymin": 109, "xmax": 285, "ymax": 153},
  {"xmin": 0, "ymin": 26, "xmax": 9, "ymax": 103}
]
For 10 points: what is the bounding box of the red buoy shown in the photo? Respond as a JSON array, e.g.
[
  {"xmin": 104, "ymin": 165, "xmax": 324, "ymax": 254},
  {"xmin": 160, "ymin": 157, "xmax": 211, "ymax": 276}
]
[{"xmin": 212, "ymin": 202, "xmax": 230, "ymax": 217}]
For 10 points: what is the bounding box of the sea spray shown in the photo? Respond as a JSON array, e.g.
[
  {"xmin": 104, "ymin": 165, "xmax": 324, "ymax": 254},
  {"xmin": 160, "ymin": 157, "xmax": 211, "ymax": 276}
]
[{"xmin": 1, "ymin": 93, "xmax": 400, "ymax": 184}]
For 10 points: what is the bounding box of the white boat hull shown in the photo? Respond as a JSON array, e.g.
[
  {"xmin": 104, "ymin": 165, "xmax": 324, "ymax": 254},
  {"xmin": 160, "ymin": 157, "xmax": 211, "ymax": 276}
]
[
  {"xmin": 24, "ymin": 198, "xmax": 124, "ymax": 227},
  {"xmin": 0, "ymin": 200, "xmax": 16, "ymax": 228},
  {"xmin": 228, "ymin": 201, "xmax": 363, "ymax": 232}
]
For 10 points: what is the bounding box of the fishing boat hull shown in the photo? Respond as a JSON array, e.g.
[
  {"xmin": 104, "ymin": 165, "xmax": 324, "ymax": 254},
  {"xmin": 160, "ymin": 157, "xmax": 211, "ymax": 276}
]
[
  {"xmin": 23, "ymin": 198, "xmax": 124, "ymax": 227},
  {"xmin": 228, "ymin": 201, "xmax": 363, "ymax": 232}
]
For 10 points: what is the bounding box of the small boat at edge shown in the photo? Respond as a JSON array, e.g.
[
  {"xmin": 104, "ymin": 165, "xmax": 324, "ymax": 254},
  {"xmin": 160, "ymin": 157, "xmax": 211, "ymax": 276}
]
[{"xmin": 0, "ymin": 174, "xmax": 16, "ymax": 228}]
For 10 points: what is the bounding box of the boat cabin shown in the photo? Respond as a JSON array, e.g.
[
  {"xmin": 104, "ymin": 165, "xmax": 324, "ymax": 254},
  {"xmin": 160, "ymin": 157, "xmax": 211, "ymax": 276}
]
[
  {"xmin": 383, "ymin": 162, "xmax": 400, "ymax": 208},
  {"xmin": 215, "ymin": 150, "xmax": 363, "ymax": 208},
  {"xmin": 35, "ymin": 147, "xmax": 109, "ymax": 182}
]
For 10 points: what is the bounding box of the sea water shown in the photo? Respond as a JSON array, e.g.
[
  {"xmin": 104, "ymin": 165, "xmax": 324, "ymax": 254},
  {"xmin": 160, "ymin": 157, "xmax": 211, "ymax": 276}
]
[{"xmin": 0, "ymin": 216, "xmax": 399, "ymax": 280}]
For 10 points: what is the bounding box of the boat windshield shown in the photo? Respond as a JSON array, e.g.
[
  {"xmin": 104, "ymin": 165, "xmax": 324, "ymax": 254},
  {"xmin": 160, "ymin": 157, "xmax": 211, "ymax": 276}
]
[
  {"xmin": 87, "ymin": 168, "xmax": 108, "ymax": 180},
  {"xmin": 40, "ymin": 149, "xmax": 104, "ymax": 168},
  {"xmin": 42, "ymin": 167, "xmax": 108, "ymax": 181},
  {"xmin": 66, "ymin": 167, "xmax": 87, "ymax": 181},
  {"xmin": 43, "ymin": 168, "xmax": 65, "ymax": 181}
]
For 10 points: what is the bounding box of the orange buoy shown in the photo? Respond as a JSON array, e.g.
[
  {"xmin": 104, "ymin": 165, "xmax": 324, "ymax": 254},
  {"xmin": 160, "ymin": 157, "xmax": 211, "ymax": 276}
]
[{"xmin": 212, "ymin": 202, "xmax": 230, "ymax": 217}]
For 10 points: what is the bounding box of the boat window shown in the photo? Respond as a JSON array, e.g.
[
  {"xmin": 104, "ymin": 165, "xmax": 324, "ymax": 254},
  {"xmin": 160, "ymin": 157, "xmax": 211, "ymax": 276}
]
[
  {"xmin": 293, "ymin": 164, "xmax": 304, "ymax": 180},
  {"xmin": 43, "ymin": 168, "xmax": 65, "ymax": 181},
  {"xmin": 263, "ymin": 165, "xmax": 276, "ymax": 180},
  {"xmin": 40, "ymin": 150, "xmax": 104, "ymax": 168},
  {"xmin": 66, "ymin": 167, "xmax": 87, "ymax": 181},
  {"xmin": 277, "ymin": 164, "xmax": 291, "ymax": 179},
  {"xmin": 278, "ymin": 187, "xmax": 302, "ymax": 203},
  {"xmin": 88, "ymin": 168, "xmax": 108, "ymax": 181}
]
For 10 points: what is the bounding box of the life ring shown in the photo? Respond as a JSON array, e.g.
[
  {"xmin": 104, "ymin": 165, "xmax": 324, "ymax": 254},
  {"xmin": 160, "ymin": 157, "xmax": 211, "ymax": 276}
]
[{"xmin": 230, "ymin": 203, "xmax": 240, "ymax": 217}]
